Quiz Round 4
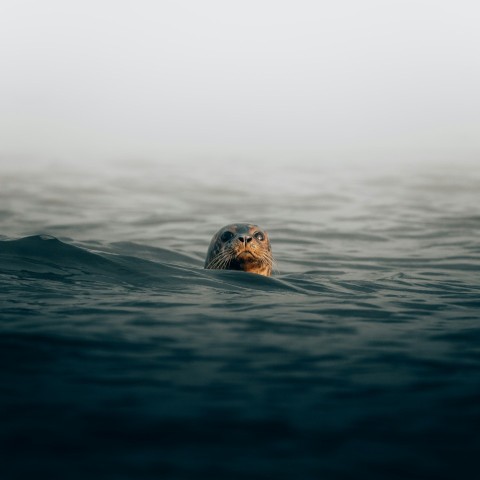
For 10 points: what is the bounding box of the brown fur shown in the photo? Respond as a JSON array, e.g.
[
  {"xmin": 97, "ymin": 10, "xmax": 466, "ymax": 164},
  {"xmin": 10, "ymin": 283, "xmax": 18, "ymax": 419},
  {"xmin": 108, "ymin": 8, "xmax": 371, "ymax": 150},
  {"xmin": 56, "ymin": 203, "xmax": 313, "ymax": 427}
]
[{"xmin": 204, "ymin": 223, "xmax": 273, "ymax": 276}]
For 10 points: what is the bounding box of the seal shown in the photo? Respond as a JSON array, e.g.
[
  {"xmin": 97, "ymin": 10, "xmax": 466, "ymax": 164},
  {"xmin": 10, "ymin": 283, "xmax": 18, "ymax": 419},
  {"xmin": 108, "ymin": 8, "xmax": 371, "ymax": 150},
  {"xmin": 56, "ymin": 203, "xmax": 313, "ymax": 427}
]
[{"xmin": 204, "ymin": 223, "xmax": 274, "ymax": 276}]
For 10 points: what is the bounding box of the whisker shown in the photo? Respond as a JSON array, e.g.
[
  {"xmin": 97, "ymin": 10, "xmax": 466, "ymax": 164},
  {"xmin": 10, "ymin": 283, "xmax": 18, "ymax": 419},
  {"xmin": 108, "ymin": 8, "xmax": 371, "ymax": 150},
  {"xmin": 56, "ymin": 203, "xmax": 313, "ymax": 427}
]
[
  {"xmin": 259, "ymin": 250, "xmax": 278, "ymax": 275},
  {"xmin": 211, "ymin": 249, "xmax": 232, "ymax": 267},
  {"xmin": 206, "ymin": 248, "xmax": 235, "ymax": 270}
]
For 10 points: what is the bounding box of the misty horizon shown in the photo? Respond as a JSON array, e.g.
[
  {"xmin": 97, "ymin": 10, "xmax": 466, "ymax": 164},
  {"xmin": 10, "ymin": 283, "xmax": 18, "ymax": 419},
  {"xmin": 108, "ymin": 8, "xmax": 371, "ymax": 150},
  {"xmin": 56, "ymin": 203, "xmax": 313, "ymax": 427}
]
[{"xmin": 1, "ymin": 0, "xmax": 479, "ymax": 166}]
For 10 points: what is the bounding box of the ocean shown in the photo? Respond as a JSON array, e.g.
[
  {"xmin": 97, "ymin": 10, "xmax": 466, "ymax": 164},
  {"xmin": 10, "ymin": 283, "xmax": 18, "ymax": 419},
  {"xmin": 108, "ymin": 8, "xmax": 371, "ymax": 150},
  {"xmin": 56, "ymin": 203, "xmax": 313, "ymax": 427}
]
[{"xmin": 1, "ymin": 158, "xmax": 479, "ymax": 479}]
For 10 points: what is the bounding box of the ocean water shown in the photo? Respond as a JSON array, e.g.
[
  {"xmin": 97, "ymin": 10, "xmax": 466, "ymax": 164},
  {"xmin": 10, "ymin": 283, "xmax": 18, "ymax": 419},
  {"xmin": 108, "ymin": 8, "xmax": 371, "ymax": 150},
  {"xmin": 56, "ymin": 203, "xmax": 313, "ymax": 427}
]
[{"xmin": 1, "ymin": 159, "xmax": 479, "ymax": 480}]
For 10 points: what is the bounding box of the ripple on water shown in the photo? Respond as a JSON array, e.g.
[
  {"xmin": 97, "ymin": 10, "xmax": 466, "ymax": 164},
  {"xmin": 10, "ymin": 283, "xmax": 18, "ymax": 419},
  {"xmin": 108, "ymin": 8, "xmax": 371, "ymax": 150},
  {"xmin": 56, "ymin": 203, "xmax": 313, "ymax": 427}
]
[{"xmin": 1, "ymin": 164, "xmax": 479, "ymax": 479}]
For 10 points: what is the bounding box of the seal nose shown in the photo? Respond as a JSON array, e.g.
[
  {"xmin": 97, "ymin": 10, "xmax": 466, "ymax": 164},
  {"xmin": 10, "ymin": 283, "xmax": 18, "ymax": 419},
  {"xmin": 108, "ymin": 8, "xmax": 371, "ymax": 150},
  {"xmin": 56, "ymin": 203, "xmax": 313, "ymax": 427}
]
[{"xmin": 238, "ymin": 235, "xmax": 253, "ymax": 246}]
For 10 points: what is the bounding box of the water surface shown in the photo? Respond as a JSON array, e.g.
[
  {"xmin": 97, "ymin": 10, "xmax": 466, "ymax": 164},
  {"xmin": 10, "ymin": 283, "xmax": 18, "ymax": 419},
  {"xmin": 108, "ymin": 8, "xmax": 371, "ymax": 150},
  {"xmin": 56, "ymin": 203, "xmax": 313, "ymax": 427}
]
[{"xmin": 1, "ymin": 160, "xmax": 479, "ymax": 479}]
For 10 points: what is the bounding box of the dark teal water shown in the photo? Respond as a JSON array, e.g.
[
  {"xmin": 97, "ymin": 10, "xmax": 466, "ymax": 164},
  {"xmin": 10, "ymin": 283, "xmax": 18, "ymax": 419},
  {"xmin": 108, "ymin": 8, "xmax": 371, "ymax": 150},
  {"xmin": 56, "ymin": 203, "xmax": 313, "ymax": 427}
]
[{"xmin": 1, "ymin": 160, "xmax": 479, "ymax": 479}]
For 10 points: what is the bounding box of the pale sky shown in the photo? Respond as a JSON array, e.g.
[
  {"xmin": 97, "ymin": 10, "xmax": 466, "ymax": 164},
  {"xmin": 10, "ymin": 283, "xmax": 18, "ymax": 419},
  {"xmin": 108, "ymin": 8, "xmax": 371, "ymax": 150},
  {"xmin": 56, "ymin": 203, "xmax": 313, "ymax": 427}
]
[{"xmin": 0, "ymin": 0, "xmax": 479, "ymax": 166}]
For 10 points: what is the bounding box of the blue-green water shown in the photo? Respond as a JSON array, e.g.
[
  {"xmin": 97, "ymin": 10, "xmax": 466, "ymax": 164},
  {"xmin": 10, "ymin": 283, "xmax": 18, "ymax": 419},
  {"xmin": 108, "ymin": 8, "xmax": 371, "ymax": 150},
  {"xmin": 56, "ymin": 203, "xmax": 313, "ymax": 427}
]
[{"xmin": 1, "ymin": 160, "xmax": 479, "ymax": 479}]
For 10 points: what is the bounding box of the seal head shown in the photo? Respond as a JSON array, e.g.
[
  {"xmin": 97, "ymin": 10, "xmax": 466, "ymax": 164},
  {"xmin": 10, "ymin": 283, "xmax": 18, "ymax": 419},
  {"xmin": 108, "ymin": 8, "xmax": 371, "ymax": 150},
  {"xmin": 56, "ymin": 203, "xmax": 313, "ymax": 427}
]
[{"xmin": 205, "ymin": 223, "xmax": 273, "ymax": 276}]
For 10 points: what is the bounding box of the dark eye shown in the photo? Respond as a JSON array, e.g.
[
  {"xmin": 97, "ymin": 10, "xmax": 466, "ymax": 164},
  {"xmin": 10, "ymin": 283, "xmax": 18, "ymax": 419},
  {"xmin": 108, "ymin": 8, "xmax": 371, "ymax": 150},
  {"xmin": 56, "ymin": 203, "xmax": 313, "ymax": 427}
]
[
  {"xmin": 221, "ymin": 231, "xmax": 234, "ymax": 242},
  {"xmin": 254, "ymin": 232, "xmax": 265, "ymax": 241}
]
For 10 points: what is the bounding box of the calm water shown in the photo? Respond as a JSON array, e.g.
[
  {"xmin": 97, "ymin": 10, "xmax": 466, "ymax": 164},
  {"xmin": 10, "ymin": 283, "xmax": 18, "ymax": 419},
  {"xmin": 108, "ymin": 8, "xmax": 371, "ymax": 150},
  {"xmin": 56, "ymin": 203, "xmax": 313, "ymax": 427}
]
[{"xmin": 1, "ymin": 159, "xmax": 479, "ymax": 479}]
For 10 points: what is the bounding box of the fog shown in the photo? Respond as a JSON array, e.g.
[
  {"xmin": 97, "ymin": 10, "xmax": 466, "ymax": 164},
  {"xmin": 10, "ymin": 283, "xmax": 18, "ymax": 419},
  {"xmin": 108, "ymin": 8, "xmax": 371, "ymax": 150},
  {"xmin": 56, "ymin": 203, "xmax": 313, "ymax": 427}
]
[{"xmin": 1, "ymin": 0, "xmax": 479, "ymax": 167}]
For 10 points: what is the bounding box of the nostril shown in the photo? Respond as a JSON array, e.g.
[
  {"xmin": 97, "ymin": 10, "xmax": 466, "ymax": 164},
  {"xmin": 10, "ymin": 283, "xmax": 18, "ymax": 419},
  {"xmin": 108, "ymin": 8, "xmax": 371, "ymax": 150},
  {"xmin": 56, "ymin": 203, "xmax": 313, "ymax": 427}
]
[{"xmin": 238, "ymin": 235, "xmax": 252, "ymax": 245}]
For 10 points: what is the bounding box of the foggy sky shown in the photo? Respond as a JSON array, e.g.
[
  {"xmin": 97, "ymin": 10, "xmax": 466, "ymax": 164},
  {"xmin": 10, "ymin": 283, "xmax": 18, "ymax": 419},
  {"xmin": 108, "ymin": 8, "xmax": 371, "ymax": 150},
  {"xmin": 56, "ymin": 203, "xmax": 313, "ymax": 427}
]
[{"xmin": 1, "ymin": 0, "xmax": 479, "ymax": 165}]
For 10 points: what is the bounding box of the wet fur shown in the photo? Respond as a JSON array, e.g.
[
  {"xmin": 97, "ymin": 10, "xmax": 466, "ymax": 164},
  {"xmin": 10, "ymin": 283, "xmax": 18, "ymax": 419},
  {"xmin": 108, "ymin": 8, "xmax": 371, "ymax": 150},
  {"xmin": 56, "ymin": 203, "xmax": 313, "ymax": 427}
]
[{"xmin": 205, "ymin": 223, "xmax": 274, "ymax": 276}]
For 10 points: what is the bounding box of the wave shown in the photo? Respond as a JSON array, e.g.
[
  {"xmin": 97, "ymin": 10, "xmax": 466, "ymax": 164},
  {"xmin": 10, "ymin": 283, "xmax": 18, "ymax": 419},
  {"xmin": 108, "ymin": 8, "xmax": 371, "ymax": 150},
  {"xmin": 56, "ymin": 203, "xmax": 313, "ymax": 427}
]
[{"xmin": 0, "ymin": 235, "xmax": 302, "ymax": 293}]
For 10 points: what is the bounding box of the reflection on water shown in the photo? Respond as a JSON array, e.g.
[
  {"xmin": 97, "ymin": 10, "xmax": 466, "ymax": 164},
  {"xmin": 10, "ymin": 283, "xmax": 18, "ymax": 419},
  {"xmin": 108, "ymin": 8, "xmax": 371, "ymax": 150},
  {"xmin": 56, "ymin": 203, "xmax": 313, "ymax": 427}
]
[{"xmin": 1, "ymin": 160, "xmax": 479, "ymax": 479}]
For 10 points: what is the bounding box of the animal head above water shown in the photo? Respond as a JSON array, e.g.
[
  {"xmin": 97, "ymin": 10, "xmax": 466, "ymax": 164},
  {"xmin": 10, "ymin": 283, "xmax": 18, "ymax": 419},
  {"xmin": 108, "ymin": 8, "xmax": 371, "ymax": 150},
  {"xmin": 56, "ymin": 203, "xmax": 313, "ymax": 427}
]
[{"xmin": 204, "ymin": 223, "xmax": 273, "ymax": 276}]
